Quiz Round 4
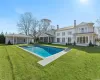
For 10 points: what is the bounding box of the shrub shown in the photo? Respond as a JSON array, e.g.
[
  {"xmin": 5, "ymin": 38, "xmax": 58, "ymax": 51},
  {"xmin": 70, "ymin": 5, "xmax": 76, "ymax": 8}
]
[
  {"xmin": 48, "ymin": 42, "xmax": 52, "ymax": 44},
  {"xmin": 68, "ymin": 43, "xmax": 72, "ymax": 45},
  {"xmin": 30, "ymin": 42, "xmax": 34, "ymax": 44},
  {"xmin": 89, "ymin": 41, "xmax": 94, "ymax": 46},
  {"xmin": 8, "ymin": 40, "xmax": 12, "ymax": 45},
  {"xmin": 0, "ymin": 34, "xmax": 5, "ymax": 44},
  {"xmin": 66, "ymin": 43, "xmax": 68, "ymax": 45},
  {"xmin": 73, "ymin": 41, "xmax": 76, "ymax": 46}
]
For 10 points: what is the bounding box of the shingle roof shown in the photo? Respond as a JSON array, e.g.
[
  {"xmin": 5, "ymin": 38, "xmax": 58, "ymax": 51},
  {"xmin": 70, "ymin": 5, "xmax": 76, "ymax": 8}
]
[
  {"xmin": 57, "ymin": 26, "xmax": 74, "ymax": 31},
  {"xmin": 78, "ymin": 22, "xmax": 94, "ymax": 26},
  {"xmin": 5, "ymin": 34, "xmax": 32, "ymax": 38}
]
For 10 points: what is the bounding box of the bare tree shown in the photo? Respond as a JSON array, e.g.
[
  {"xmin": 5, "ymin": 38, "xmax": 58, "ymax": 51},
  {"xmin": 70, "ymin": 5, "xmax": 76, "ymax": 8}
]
[
  {"xmin": 30, "ymin": 18, "xmax": 52, "ymax": 43},
  {"xmin": 17, "ymin": 13, "xmax": 53, "ymax": 43},
  {"xmin": 96, "ymin": 18, "xmax": 100, "ymax": 26},
  {"xmin": 17, "ymin": 12, "xmax": 33, "ymax": 35},
  {"xmin": 41, "ymin": 19, "xmax": 51, "ymax": 33},
  {"xmin": 96, "ymin": 18, "xmax": 100, "ymax": 33},
  {"xmin": 30, "ymin": 18, "xmax": 39, "ymax": 42}
]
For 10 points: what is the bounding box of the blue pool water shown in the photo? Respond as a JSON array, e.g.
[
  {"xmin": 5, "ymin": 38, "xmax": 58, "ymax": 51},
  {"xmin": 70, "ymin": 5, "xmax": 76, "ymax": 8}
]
[{"xmin": 20, "ymin": 45, "xmax": 64, "ymax": 58}]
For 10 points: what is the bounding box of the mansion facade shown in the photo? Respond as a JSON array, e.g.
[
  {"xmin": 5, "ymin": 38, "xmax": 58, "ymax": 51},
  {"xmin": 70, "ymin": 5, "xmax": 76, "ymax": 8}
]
[
  {"xmin": 5, "ymin": 20, "xmax": 100, "ymax": 46},
  {"xmin": 39, "ymin": 20, "xmax": 100, "ymax": 46}
]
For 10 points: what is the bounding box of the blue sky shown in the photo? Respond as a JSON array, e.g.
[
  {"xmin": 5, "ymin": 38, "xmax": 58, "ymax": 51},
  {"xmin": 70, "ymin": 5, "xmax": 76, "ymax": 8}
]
[{"xmin": 0, "ymin": 0, "xmax": 100, "ymax": 33}]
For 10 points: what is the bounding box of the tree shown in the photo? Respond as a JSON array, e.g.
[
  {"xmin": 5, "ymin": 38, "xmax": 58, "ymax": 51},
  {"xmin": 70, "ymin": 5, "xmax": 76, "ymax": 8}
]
[
  {"xmin": 96, "ymin": 18, "xmax": 100, "ymax": 26},
  {"xmin": 17, "ymin": 12, "xmax": 53, "ymax": 43},
  {"xmin": 89, "ymin": 40, "xmax": 93, "ymax": 46},
  {"xmin": 40, "ymin": 19, "xmax": 51, "ymax": 33},
  {"xmin": 30, "ymin": 18, "xmax": 52, "ymax": 43},
  {"xmin": 30, "ymin": 18, "xmax": 39, "ymax": 43},
  {"xmin": 0, "ymin": 32, "xmax": 5, "ymax": 44},
  {"xmin": 17, "ymin": 12, "xmax": 33, "ymax": 35},
  {"xmin": 73, "ymin": 41, "xmax": 76, "ymax": 46}
]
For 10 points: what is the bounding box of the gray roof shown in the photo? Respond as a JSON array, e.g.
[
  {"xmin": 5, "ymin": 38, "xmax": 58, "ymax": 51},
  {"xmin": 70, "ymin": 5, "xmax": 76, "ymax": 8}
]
[
  {"xmin": 5, "ymin": 34, "xmax": 32, "ymax": 38},
  {"xmin": 78, "ymin": 22, "xmax": 94, "ymax": 26}
]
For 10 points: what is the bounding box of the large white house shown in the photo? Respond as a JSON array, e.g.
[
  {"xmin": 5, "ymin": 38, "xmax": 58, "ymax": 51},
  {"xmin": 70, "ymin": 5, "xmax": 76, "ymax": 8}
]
[
  {"xmin": 5, "ymin": 20, "xmax": 100, "ymax": 46},
  {"xmin": 39, "ymin": 20, "xmax": 100, "ymax": 46}
]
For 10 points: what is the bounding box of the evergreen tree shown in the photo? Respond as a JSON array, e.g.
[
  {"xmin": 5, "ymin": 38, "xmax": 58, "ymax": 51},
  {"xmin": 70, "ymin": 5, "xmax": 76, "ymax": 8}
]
[{"xmin": 0, "ymin": 32, "xmax": 5, "ymax": 44}]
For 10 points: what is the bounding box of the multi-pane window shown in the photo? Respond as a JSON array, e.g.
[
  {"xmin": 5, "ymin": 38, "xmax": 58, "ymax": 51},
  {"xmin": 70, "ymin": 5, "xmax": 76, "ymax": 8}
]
[
  {"xmin": 68, "ymin": 32, "xmax": 72, "ymax": 35},
  {"xmin": 77, "ymin": 37, "xmax": 80, "ymax": 43},
  {"xmin": 81, "ymin": 28, "xmax": 84, "ymax": 33},
  {"xmin": 68, "ymin": 37, "xmax": 71, "ymax": 43},
  {"xmin": 62, "ymin": 32, "xmax": 65, "ymax": 36},
  {"xmin": 62, "ymin": 38, "xmax": 65, "ymax": 42},
  {"xmin": 57, "ymin": 38, "xmax": 60, "ymax": 42},
  {"xmin": 80, "ymin": 37, "xmax": 82, "ymax": 43},
  {"xmin": 57, "ymin": 33, "xmax": 60, "ymax": 36},
  {"xmin": 77, "ymin": 37, "xmax": 88, "ymax": 44},
  {"xmin": 83, "ymin": 37, "xmax": 85, "ymax": 43},
  {"xmin": 86, "ymin": 37, "xmax": 88, "ymax": 43},
  {"xmin": 85, "ymin": 28, "xmax": 87, "ymax": 32}
]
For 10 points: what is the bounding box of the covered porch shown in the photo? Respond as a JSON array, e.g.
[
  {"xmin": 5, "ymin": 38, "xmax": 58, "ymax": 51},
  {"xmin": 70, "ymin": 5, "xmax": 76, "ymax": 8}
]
[
  {"xmin": 75, "ymin": 33, "xmax": 97, "ymax": 46},
  {"xmin": 39, "ymin": 33, "xmax": 54, "ymax": 43},
  {"xmin": 5, "ymin": 34, "xmax": 33, "ymax": 44},
  {"xmin": 39, "ymin": 37, "xmax": 54, "ymax": 43}
]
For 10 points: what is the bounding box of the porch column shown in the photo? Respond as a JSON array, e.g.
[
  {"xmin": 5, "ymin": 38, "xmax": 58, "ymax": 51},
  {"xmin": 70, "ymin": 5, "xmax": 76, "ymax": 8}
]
[
  {"xmin": 50, "ymin": 37, "xmax": 51, "ymax": 43},
  {"xmin": 48, "ymin": 36, "xmax": 49, "ymax": 43},
  {"xmin": 5, "ymin": 37, "xmax": 7, "ymax": 44},
  {"xmin": 27, "ymin": 37, "xmax": 28, "ymax": 44},
  {"xmin": 16, "ymin": 37, "xmax": 17, "ymax": 44},
  {"xmin": 88, "ymin": 36, "xmax": 89, "ymax": 44},
  {"xmin": 43, "ymin": 37, "xmax": 44, "ymax": 42},
  {"xmin": 13, "ymin": 35, "xmax": 14, "ymax": 44},
  {"xmin": 92, "ymin": 35, "xmax": 94, "ymax": 44}
]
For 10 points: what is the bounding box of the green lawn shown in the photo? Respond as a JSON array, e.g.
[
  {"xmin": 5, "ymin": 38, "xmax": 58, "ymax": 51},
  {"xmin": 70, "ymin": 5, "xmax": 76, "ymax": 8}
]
[{"xmin": 0, "ymin": 44, "xmax": 100, "ymax": 80}]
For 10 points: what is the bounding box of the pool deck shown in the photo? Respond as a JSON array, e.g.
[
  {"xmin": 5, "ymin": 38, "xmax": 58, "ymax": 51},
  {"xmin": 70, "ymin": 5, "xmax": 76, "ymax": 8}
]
[{"xmin": 38, "ymin": 48, "xmax": 71, "ymax": 66}]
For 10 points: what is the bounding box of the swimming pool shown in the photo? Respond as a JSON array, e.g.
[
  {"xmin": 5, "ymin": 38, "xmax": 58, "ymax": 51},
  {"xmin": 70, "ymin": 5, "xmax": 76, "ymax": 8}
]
[{"xmin": 20, "ymin": 45, "xmax": 64, "ymax": 58}]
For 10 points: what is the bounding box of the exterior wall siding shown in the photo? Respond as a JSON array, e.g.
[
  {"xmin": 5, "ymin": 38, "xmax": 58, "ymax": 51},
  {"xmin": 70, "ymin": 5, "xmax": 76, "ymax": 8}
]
[{"xmin": 55, "ymin": 23, "xmax": 98, "ymax": 46}]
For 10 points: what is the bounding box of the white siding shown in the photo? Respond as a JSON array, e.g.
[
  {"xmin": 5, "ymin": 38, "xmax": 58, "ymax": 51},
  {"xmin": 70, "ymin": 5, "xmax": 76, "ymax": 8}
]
[{"xmin": 55, "ymin": 29, "xmax": 74, "ymax": 43}]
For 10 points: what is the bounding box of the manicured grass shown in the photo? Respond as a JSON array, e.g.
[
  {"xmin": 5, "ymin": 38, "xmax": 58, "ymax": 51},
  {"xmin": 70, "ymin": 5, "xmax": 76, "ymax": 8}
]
[{"xmin": 0, "ymin": 44, "xmax": 100, "ymax": 80}]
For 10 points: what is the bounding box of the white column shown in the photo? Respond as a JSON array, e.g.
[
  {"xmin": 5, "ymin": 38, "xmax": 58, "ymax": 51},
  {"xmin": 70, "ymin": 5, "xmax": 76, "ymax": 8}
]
[
  {"xmin": 27, "ymin": 37, "xmax": 28, "ymax": 44},
  {"xmin": 49, "ymin": 37, "xmax": 51, "ymax": 43},
  {"xmin": 48, "ymin": 36, "xmax": 49, "ymax": 43},
  {"xmin": 88, "ymin": 36, "xmax": 89, "ymax": 44},
  {"xmin": 92, "ymin": 35, "xmax": 94, "ymax": 44},
  {"xmin": 76, "ymin": 37, "xmax": 77, "ymax": 44},
  {"xmin": 16, "ymin": 37, "xmax": 17, "ymax": 44},
  {"xmin": 13, "ymin": 35, "xmax": 14, "ymax": 44},
  {"xmin": 5, "ymin": 37, "xmax": 7, "ymax": 44},
  {"xmin": 43, "ymin": 37, "xmax": 44, "ymax": 42}
]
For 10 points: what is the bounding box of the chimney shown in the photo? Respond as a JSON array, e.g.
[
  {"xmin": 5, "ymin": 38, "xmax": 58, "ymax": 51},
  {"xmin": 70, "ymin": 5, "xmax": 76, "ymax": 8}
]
[
  {"xmin": 57, "ymin": 25, "xmax": 59, "ymax": 30},
  {"xmin": 74, "ymin": 20, "xmax": 76, "ymax": 27}
]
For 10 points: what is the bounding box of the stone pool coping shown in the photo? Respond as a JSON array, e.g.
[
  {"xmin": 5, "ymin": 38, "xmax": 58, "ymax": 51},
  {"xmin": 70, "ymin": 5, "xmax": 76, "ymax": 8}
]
[
  {"xmin": 17, "ymin": 45, "xmax": 71, "ymax": 66},
  {"xmin": 38, "ymin": 48, "xmax": 71, "ymax": 66}
]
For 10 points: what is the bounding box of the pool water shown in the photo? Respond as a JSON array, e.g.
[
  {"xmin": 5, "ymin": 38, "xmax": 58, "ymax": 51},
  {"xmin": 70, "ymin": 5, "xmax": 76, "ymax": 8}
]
[{"xmin": 20, "ymin": 45, "xmax": 64, "ymax": 58}]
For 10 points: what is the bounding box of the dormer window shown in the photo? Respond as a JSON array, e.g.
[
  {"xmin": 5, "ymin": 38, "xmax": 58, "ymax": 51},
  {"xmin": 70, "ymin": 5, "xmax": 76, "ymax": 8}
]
[{"xmin": 81, "ymin": 28, "xmax": 84, "ymax": 33}]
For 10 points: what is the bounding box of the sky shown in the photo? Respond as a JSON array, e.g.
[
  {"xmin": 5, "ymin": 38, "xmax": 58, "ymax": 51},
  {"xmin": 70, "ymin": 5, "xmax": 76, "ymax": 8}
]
[{"xmin": 0, "ymin": 0, "xmax": 100, "ymax": 33}]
